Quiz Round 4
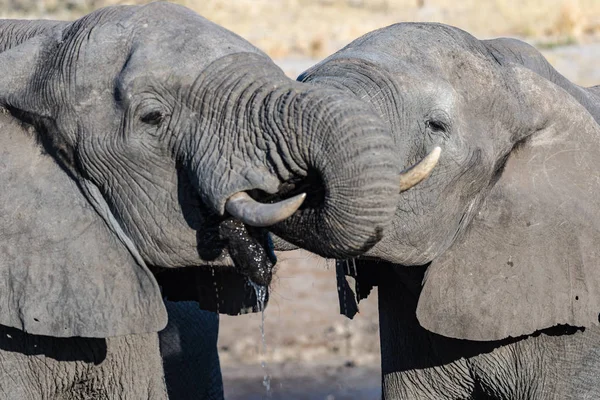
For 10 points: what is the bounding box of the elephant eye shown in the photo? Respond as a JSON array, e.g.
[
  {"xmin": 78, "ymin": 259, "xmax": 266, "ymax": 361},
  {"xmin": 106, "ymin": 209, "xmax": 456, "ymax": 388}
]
[
  {"xmin": 140, "ymin": 110, "xmax": 164, "ymax": 126},
  {"xmin": 427, "ymin": 120, "xmax": 447, "ymax": 133}
]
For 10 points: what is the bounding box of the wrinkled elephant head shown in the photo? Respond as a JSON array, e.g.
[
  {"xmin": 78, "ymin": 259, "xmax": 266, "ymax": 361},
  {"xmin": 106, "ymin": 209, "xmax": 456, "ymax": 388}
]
[
  {"xmin": 0, "ymin": 3, "xmax": 416, "ymax": 338},
  {"xmin": 300, "ymin": 23, "xmax": 600, "ymax": 341}
]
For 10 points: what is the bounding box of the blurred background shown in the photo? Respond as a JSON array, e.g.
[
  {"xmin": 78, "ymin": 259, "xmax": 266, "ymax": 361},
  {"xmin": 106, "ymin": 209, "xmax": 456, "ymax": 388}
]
[
  {"xmin": 0, "ymin": 0, "xmax": 600, "ymax": 58},
  {"xmin": 4, "ymin": 1, "xmax": 600, "ymax": 398},
  {"xmin": 2, "ymin": 0, "xmax": 600, "ymax": 61}
]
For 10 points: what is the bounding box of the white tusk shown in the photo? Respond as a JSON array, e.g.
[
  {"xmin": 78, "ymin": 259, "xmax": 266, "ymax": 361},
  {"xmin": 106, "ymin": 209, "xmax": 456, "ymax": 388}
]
[
  {"xmin": 399, "ymin": 147, "xmax": 441, "ymax": 193},
  {"xmin": 225, "ymin": 192, "xmax": 307, "ymax": 227}
]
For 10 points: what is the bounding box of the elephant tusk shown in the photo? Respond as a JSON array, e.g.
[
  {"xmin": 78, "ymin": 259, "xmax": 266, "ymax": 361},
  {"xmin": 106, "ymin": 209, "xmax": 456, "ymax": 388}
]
[
  {"xmin": 225, "ymin": 192, "xmax": 307, "ymax": 227},
  {"xmin": 399, "ymin": 146, "xmax": 441, "ymax": 193}
]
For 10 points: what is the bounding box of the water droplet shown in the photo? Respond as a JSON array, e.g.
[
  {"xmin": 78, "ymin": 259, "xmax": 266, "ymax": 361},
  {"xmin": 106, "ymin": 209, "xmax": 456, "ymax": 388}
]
[
  {"xmin": 211, "ymin": 267, "xmax": 219, "ymax": 313},
  {"xmin": 250, "ymin": 281, "xmax": 271, "ymax": 397},
  {"xmin": 250, "ymin": 281, "xmax": 267, "ymax": 312}
]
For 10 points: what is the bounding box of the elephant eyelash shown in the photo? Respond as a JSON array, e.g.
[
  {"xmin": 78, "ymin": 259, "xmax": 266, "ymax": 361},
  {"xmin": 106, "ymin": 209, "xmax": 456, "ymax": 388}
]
[
  {"xmin": 140, "ymin": 110, "xmax": 164, "ymax": 126},
  {"xmin": 426, "ymin": 120, "xmax": 447, "ymax": 133}
]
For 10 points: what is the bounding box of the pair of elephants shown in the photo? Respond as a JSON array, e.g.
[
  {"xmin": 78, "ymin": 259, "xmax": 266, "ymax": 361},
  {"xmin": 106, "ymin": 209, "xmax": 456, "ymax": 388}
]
[{"xmin": 2, "ymin": 1, "xmax": 600, "ymax": 399}]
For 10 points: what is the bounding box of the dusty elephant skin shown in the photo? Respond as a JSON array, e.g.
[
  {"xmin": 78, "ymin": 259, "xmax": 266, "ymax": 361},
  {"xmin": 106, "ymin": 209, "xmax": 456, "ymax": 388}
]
[
  {"xmin": 0, "ymin": 300, "xmax": 218, "ymax": 400},
  {"xmin": 0, "ymin": 323, "xmax": 167, "ymax": 400},
  {"xmin": 299, "ymin": 23, "xmax": 600, "ymax": 399},
  {"xmin": 0, "ymin": 1, "xmax": 402, "ymax": 398}
]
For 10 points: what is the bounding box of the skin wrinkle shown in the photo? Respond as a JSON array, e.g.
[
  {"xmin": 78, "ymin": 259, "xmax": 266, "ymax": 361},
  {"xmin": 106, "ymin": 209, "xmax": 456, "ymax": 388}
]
[
  {"xmin": 83, "ymin": 54, "xmax": 290, "ymax": 268},
  {"xmin": 303, "ymin": 22, "xmax": 600, "ymax": 399},
  {"xmin": 70, "ymin": 23, "xmax": 396, "ymax": 268},
  {"xmin": 164, "ymin": 102, "xmax": 186, "ymax": 159},
  {"xmin": 270, "ymin": 88, "xmax": 311, "ymax": 175},
  {"xmin": 0, "ymin": 20, "xmax": 67, "ymax": 54},
  {"xmin": 236, "ymin": 82, "xmax": 264, "ymax": 165},
  {"xmin": 258, "ymin": 88, "xmax": 307, "ymax": 184},
  {"xmin": 272, "ymin": 89, "xmax": 307, "ymax": 173},
  {"xmin": 0, "ymin": 328, "xmax": 166, "ymax": 399},
  {"xmin": 183, "ymin": 55, "xmax": 290, "ymax": 206},
  {"xmin": 301, "ymin": 60, "xmax": 403, "ymax": 137},
  {"xmin": 375, "ymin": 264, "xmax": 600, "ymax": 400},
  {"xmin": 195, "ymin": 54, "xmax": 398, "ymax": 256},
  {"xmin": 302, "ymin": 60, "xmax": 427, "ymax": 171},
  {"xmin": 82, "ymin": 133, "xmax": 190, "ymax": 266},
  {"xmin": 0, "ymin": 5, "xmax": 399, "ymax": 395}
]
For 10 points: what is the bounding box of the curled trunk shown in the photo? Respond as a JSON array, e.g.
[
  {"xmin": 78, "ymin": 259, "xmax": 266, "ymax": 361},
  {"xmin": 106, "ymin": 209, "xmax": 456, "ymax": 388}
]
[
  {"xmin": 184, "ymin": 54, "xmax": 399, "ymax": 258},
  {"xmin": 267, "ymin": 84, "xmax": 398, "ymax": 258},
  {"xmin": 0, "ymin": 19, "xmax": 400, "ymax": 260}
]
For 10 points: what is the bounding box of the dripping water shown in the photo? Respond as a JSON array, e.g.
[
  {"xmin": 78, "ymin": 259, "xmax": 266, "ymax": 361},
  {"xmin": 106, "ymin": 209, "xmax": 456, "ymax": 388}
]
[
  {"xmin": 211, "ymin": 267, "xmax": 219, "ymax": 313},
  {"xmin": 345, "ymin": 258, "xmax": 358, "ymax": 354},
  {"xmin": 250, "ymin": 280, "xmax": 271, "ymax": 397},
  {"xmin": 251, "ymin": 280, "xmax": 267, "ymax": 313}
]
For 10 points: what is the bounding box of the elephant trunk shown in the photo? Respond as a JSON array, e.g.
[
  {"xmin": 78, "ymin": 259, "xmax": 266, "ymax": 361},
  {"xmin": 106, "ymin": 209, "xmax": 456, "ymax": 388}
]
[
  {"xmin": 266, "ymin": 83, "xmax": 399, "ymax": 258},
  {"xmin": 183, "ymin": 53, "xmax": 398, "ymax": 259}
]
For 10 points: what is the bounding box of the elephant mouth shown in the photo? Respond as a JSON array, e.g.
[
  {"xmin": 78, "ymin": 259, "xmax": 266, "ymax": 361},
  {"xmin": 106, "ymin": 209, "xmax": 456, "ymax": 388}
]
[
  {"xmin": 218, "ymin": 218, "xmax": 276, "ymax": 287},
  {"xmin": 153, "ymin": 218, "xmax": 275, "ymax": 315}
]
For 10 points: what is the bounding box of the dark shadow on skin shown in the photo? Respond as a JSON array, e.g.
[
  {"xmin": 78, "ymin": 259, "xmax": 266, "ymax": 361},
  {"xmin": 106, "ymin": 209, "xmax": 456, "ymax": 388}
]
[
  {"xmin": 176, "ymin": 167, "xmax": 226, "ymax": 261},
  {"xmin": 378, "ymin": 263, "xmax": 519, "ymax": 372},
  {"xmin": 153, "ymin": 266, "xmax": 265, "ymax": 316},
  {"xmin": 159, "ymin": 301, "xmax": 223, "ymax": 400},
  {"xmin": 354, "ymin": 260, "xmax": 583, "ymax": 373},
  {"xmin": 176, "ymin": 167, "xmax": 276, "ymax": 286},
  {"xmin": 169, "ymin": 168, "xmax": 272, "ymax": 315},
  {"xmin": 0, "ymin": 324, "xmax": 107, "ymax": 364}
]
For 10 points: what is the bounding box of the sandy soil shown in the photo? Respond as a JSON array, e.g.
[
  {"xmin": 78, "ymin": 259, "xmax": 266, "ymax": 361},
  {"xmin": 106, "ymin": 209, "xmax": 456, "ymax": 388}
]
[{"xmin": 3, "ymin": 0, "xmax": 600, "ymax": 59}]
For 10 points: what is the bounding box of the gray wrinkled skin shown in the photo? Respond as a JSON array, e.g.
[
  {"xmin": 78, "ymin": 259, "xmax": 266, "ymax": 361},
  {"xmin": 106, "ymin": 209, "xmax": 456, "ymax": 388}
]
[
  {"xmin": 300, "ymin": 23, "xmax": 600, "ymax": 398},
  {"xmin": 0, "ymin": 1, "xmax": 399, "ymax": 336},
  {"xmin": 0, "ymin": 325, "xmax": 167, "ymax": 400},
  {"xmin": 0, "ymin": 2, "xmax": 400, "ymax": 398},
  {"xmin": 0, "ymin": 301, "xmax": 222, "ymax": 400},
  {"xmin": 377, "ymin": 266, "xmax": 600, "ymax": 400}
]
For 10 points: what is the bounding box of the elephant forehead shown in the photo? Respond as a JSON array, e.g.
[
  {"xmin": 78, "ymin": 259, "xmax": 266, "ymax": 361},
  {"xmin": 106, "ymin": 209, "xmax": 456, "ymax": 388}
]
[
  {"xmin": 126, "ymin": 3, "xmax": 264, "ymax": 71},
  {"xmin": 336, "ymin": 23, "xmax": 496, "ymax": 80},
  {"xmin": 399, "ymin": 73, "xmax": 458, "ymax": 108},
  {"xmin": 76, "ymin": 3, "xmax": 265, "ymax": 81},
  {"xmin": 363, "ymin": 23, "xmax": 487, "ymax": 57}
]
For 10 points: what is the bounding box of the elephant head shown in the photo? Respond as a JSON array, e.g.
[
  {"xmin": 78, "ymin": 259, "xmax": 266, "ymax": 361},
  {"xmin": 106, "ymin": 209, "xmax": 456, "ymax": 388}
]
[
  {"xmin": 300, "ymin": 23, "xmax": 600, "ymax": 341},
  {"xmin": 0, "ymin": 3, "xmax": 432, "ymax": 338}
]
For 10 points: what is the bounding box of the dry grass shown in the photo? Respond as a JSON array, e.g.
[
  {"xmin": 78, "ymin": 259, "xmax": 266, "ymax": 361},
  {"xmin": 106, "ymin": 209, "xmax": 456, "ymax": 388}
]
[{"xmin": 1, "ymin": 0, "xmax": 600, "ymax": 58}]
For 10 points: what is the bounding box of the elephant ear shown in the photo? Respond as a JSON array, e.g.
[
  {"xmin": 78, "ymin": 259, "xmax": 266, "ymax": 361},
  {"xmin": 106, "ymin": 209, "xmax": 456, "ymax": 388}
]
[
  {"xmin": 0, "ymin": 36, "xmax": 167, "ymax": 338},
  {"xmin": 417, "ymin": 65, "xmax": 600, "ymax": 341}
]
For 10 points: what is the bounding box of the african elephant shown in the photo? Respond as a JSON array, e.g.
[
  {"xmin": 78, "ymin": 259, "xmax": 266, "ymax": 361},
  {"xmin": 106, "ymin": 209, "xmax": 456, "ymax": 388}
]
[
  {"xmin": 0, "ymin": 2, "xmax": 429, "ymax": 397},
  {"xmin": 297, "ymin": 23, "xmax": 600, "ymax": 399}
]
